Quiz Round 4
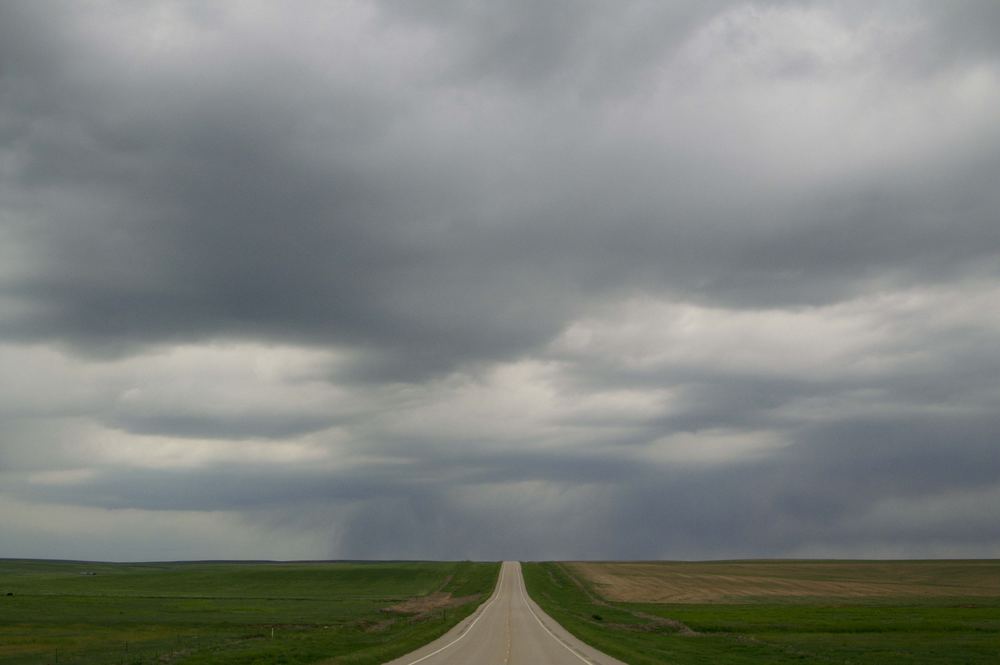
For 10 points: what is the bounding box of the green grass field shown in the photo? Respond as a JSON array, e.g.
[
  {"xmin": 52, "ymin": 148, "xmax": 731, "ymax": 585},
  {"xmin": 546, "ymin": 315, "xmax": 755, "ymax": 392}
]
[
  {"xmin": 522, "ymin": 561, "xmax": 1000, "ymax": 664},
  {"xmin": 0, "ymin": 559, "xmax": 499, "ymax": 665}
]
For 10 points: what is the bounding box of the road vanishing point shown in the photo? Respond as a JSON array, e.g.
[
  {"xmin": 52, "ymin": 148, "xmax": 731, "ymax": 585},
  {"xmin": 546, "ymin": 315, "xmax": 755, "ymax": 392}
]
[{"xmin": 386, "ymin": 561, "xmax": 626, "ymax": 665}]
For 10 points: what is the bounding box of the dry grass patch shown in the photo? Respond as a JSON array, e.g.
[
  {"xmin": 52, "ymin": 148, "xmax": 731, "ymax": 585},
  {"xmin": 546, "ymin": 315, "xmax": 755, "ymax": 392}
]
[
  {"xmin": 385, "ymin": 592, "xmax": 480, "ymax": 616},
  {"xmin": 571, "ymin": 560, "xmax": 1000, "ymax": 603}
]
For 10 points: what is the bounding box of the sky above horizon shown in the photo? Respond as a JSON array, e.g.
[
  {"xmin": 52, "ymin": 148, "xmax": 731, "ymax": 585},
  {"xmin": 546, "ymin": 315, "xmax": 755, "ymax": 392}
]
[{"xmin": 2, "ymin": 0, "xmax": 1000, "ymax": 561}]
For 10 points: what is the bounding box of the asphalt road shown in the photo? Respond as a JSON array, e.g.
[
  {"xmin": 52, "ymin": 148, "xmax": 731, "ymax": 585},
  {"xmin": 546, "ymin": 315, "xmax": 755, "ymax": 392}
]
[{"xmin": 385, "ymin": 561, "xmax": 627, "ymax": 665}]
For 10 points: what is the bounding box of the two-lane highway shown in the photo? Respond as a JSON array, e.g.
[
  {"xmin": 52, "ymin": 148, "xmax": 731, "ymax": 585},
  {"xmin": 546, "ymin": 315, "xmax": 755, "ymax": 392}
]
[{"xmin": 385, "ymin": 561, "xmax": 626, "ymax": 665}]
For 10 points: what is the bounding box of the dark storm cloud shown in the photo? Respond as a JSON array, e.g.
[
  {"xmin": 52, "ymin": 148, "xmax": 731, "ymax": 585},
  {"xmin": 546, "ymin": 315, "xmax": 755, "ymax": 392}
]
[
  {"xmin": 28, "ymin": 406, "xmax": 992, "ymax": 559},
  {"xmin": 0, "ymin": 0, "xmax": 585, "ymax": 375},
  {"xmin": 11, "ymin": 430, "xmax": 641, "ymax": 513},
  {"xmin": 103, "ymin": 411, "xmax": 339, "ymax": 441},
  {"xmin": 914, "ymin": 0, "xmax": 1000, "ymax": 65},
  {"xmin": 17, "ymin": 465, "xmax": 396, "ymax": 512},
  {"xmin": 377, "ymin": 0, "xmax": 734, "ymax": 94},
  {"xmin": 3, "ymin": 0, "xmax": 999, "ymax": 372},
  {"xmin": 2, "ymin": 1, "xmax": 1000, "ymax": 560}
]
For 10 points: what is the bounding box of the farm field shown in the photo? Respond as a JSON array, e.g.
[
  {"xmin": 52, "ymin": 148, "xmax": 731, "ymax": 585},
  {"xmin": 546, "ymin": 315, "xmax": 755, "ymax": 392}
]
[
  {"xmin": 523, "ymin": 560, "xmax": 1000, "ymax": 664},
  {"xmin": 0, "ymin": 559, "xmax": 499, "ymax": 665}
]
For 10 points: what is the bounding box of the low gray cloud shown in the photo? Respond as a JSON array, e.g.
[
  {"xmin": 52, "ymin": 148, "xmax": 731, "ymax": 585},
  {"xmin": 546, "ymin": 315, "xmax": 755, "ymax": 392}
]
[{"xmin": 2, "ymin": 0, "xmax": 999, "ymax": 561}]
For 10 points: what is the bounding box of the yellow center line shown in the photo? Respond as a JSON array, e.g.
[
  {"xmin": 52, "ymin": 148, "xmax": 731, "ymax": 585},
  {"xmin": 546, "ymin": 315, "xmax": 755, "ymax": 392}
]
[{"xmin": 504, "ymin": 600, "xmax": 512, "ymax": 664}]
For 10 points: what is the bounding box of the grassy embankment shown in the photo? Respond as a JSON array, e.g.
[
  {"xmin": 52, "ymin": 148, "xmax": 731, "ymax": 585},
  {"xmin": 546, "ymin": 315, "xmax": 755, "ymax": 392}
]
[
  {"xmin": 0, "ymin": 559, "xmax": 499, "ymax": 665},
  {"xmin": 522, "ymin": 560, "xmax": 1000, "ymax": 664}
]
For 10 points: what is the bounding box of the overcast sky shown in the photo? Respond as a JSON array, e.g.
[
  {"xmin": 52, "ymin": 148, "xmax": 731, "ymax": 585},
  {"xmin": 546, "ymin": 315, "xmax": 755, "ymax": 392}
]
[{"xmin": 2, "ymin": 0, "xmax": 999, "ymax": 561}]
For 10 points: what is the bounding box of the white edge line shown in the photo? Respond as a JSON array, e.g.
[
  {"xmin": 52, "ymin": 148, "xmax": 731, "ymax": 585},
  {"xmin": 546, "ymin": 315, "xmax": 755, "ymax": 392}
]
[
  {"xmin": 516, "ymin": 563, "xmax": 594, "ymax": 665},
  {"xmin": 402, "ymin": 563, "xmax": 506, "ymax": 665}
]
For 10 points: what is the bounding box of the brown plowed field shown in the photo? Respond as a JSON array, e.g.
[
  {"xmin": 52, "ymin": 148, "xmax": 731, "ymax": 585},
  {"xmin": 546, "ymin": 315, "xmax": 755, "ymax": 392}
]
[{"xmin": 570, "ymin": 560, "xmax": 1000, "ymax": 603}]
